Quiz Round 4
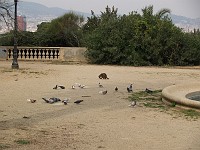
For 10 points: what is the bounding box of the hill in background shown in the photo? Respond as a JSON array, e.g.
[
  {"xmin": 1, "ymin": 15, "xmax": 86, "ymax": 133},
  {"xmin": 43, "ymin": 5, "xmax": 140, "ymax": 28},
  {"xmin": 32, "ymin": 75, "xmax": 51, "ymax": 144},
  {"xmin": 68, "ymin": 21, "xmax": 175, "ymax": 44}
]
[{"xmin": 1, "ymin": 1, "xmax": 200, "ymax": 32}]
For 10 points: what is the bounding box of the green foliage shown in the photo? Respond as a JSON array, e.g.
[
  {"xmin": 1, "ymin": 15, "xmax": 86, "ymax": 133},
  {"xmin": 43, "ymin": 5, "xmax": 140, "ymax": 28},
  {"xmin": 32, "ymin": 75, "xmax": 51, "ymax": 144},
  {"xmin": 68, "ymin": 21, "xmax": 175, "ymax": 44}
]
[
  {"xmin": 0, "ymin": 12, "xmax": 84, "ymax": 47},
  {"xmin": 0, "ymin": 31, "xmax": 36, "ymax": 46},
  {"xmin": 37, "ymin": 12, "xmax": 84, "ymax": 47},
  {"xmin": 83, "ymin": 5, "xmax": 200, "ymax": 66},
  {"xmin": 0, "ymin": 32, "xmax": 13, "ymax": 46}
]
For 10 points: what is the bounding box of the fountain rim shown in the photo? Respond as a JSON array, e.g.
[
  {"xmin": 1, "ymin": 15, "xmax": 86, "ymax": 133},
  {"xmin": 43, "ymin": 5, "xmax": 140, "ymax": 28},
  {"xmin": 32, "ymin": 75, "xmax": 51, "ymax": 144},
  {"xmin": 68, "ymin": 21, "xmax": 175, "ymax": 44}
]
[{"xmin": 162, "ymin": 83, "xmax": 200, "ymax": 109}]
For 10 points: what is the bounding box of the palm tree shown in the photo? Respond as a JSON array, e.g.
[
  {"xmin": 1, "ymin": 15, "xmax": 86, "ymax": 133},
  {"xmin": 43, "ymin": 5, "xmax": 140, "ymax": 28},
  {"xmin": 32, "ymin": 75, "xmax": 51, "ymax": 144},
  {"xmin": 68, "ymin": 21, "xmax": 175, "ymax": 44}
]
[
  {"xmin": 155, "ymin": 8, "xmax": 171, "ymax": 19},
  {"xmin": 142, "ymin": 5, "xmax": 171, "ymax": 19}
]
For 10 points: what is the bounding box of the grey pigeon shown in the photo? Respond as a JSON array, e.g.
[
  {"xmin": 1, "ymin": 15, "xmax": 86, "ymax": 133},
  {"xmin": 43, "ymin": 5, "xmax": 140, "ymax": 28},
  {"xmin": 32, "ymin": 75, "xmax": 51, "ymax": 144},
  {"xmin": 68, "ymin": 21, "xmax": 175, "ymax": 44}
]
[
  {"xmin": 115, "ymin": 87, "xmax": 118, "ymax": 91},
  {"xmin": 80, "ymin": 85, "xmax": 85, "ymax": 88},
  {"xmin": 53, "ymin": 85, "xmax": 65, "ymax": 89},
  {"xmin": 145, "ymin": 88, "xmax": 153, "ymax": 93},
  {"xmin": 102, "ymin": 90, "xmax": 107, "ymax": 95},
  {"xmin": 42, "ymin": 97, "xmax": 61, "ymax": 104},
  {"xmin": 127, "ymin": 84, "xmax": 133, "ymax": 93},
  {"xmin": 53, "ymin": 85, "xmax": 58, "ymax": 89},
  {"xmin": 58, "ymin": 85, "xmax": 65, "ymax": 89},
  {"xmin": 99, "ymin": 83, "xmax": 103, "ymax": 88},
  {"xmin": 62, "ymin": 98, "xmax": 69, "ymax": 105},
  {"xmin": 74, "ymin": 100, "xmax": 83, "ymax": 104},
  {"xmin": 42, "ymin": 98, "xmax": 49, "ymax": 103},
  {"xmin": 62, "ymin": 100, "xmax": 68, "ymax": 105}
]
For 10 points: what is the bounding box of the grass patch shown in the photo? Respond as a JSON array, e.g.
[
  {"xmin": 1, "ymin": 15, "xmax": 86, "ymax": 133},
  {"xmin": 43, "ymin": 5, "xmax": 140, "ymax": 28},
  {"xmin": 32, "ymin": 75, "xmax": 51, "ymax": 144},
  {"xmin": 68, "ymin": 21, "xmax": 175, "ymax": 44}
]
[
  {"xmin": 129, "ymin": 90, "xmax": 200, "ymax": 119},
  {"xmin": 14, "ymin": 139, "xmax": 30, "ymax": 145},
  {"xmin": 0, "ymin": 144, "xmax": 10, "ymax": 149},
  {"xmin": 181, "ymin": 109, "xmax": 200, "ymax": 119},
  {"xmin": 129, "ymin": 89, "xmax": 164, "ymax": 109}
]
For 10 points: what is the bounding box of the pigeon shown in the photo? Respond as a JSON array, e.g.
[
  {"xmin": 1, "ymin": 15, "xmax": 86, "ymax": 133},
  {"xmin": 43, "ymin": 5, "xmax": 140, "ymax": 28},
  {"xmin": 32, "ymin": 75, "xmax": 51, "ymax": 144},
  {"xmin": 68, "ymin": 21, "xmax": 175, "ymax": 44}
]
[
  {"xmin": 115, "ymin": 87, "xmax": 118, "ymax": 91},
  {"xmin": 74, "ymin": 83, "xmax": 81, "ymax": 87},
  {"xmin": 103, "ymin": 90, "xmax": 107, "ymax": 95},
  {"xmin": 42, "ymin": 97, "xmax": 61, "ymax": 104},
  {"xmin": 42, "ymin": 98, "xmax": 49, "ymax": 103},
  {"xmin": 129, "ymin": 100, "xmax": 136, "ymax": 107},
  {"xmin": 80, "ymin": 85, "xmax": 85, "ymax": 88},
  {"xmin": 99, "ymin": 90, "xmax": 107, "ymax": 95},
  {"xmin": 127, "ymin": 84, "xmax": 133, "ymax": 93},
  {"xmin": 145, "ymin": 88, "xmax": 153, "ymax": 93},
  {"xmin": 53, "ymin": 85, "xmax": 58, "ymax": 89},
  {"xmin": 27, "ymin": 99, "xmax": 36, "ymax": 103},
  {"xmin": 62, "ymin": 98, "xmax": 69, "ymax": 104},
  {"xmin": 23, "ymin": 116, "xmax": 30, "ymax": 119},
  {"xmin": 58, "ymin": 85, "xmax": 65, "ymax": 89},
  {"xmin": 53, "ymin": 85, "xmax": 65, "ymax": 89},
  {"xmin": 99, "ymin": 83, "xmax": 103, "ymax": 88},
  {"xmin": 74, "ymin": 100, "xmax": 83, "ymax": 104}
]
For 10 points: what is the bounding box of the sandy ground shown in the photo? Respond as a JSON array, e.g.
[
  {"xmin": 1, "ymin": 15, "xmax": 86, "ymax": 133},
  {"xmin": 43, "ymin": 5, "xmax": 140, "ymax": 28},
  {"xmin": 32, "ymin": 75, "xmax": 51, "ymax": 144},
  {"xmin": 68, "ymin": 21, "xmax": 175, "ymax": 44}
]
[{"xmin": 0, "ymin": 61, "xmax": 200, "ymax": 150}]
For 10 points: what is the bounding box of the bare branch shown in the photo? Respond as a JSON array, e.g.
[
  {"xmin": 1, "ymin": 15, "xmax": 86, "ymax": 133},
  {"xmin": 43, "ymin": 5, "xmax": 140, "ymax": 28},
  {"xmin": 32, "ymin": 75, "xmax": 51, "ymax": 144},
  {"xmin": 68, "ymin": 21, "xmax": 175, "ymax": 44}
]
[{"xmin": 0, "ymin": 0, "xmax": 14, "ymax": 30}]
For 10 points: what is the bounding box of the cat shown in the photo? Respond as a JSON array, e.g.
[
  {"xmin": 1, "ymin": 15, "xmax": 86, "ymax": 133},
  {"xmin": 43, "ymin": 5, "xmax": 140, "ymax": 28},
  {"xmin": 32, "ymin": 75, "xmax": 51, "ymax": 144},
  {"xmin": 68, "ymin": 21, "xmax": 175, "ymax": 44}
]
[{"xmin": 98, "ymin": 73, "xmax": 109, "ymax": 79}]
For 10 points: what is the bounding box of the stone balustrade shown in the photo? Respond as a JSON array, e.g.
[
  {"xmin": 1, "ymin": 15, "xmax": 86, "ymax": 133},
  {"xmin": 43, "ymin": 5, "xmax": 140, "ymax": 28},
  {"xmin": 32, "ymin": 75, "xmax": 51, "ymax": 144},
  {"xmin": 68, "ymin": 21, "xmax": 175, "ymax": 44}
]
[
  {"xmin": 7, "ymin": 47, "xmax": 60, "ymax": 60},
  {"xmin": 0, "ymin": 46, "xmax": 87, "ymax": 63}
]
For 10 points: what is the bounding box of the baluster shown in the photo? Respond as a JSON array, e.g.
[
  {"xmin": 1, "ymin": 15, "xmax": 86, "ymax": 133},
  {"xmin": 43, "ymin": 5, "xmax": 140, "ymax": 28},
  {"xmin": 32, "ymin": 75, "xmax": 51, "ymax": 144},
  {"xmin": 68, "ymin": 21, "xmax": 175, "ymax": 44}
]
[
  {"xmin": 8, "ymin": 49, "xmax": 12, "ymax": 58},
  {"xmin": 56, "ymin": 49, "xmax": 59, "ymax": 59},
  {"xmin": 32, "ymin": 49, "xmax": 35, "ymax": 59},
  {"xmin": 40, "ymin": 49, "xmax": 43, "ymax": 59},
  {"xmin": 24, "ymin": 49, "xmax": 27, "ymax": 59},
  {"xmin": 48, "ymin": 49, "xmax": 51, "ymax": 59},
  {"xmin": 36, "ymin": 49, "xmax": 39, "ymax": 59},
  {"xmin": 44, "ymin": 49, "xmax": 47, "ymax": 59},
  {"xmin": 52, "ymin": 49, "xmax": 55, "ymax": 59},
  {"xmin": 28, "ymin": 49, "xmax": 31, "ymax": 59},
  {"xmin": 20, "ymin": 49, "xmax": 23, "ymax": 58}
]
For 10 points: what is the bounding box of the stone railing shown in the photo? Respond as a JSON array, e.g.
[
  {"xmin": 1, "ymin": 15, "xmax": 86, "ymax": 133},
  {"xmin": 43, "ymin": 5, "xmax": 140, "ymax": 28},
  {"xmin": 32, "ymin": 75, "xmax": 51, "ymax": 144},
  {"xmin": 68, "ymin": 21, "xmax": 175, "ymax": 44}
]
[{"xmin": 0, "ymin": 46, "xmax": 87, "ymax": 63}]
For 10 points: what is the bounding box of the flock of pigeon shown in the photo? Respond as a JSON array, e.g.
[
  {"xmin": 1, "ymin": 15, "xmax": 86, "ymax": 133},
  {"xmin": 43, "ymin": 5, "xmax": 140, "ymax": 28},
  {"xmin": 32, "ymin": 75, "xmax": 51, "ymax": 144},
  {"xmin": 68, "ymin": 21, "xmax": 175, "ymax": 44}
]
[{"xmin": 27, "ymin": 73, "xmax": 153, "ymax": 107}]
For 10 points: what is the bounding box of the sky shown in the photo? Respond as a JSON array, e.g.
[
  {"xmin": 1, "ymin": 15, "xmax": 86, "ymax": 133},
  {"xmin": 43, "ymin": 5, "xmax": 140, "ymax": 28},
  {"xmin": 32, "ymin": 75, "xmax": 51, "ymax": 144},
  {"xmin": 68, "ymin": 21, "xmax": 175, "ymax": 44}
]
[{"xmin": 21, "ymin": 0, "xmax": 200, "ymax": 19}]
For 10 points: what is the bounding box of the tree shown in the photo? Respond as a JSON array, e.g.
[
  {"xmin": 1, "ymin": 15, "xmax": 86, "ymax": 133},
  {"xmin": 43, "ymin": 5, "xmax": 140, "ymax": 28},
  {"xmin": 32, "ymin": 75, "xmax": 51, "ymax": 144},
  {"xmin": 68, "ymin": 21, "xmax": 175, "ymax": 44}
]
[
  {"xmin": 0, "ymin": 0, "xmax": 13, "ymax": 28},
  {"xmin": 84, "ymin": 5, "xmax": 187, "ymax": 66},
  {"xmin": 35, "ymin": 12, "xmax": 84, "ymax": 47}
]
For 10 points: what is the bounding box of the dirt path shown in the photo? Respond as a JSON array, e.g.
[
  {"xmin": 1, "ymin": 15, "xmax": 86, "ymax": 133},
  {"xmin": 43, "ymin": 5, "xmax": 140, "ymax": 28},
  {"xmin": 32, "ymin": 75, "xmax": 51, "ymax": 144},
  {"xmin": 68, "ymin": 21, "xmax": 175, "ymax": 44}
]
[{"xmin": 0, "ymin": 61, "xmax": 200, "ymax": 150}]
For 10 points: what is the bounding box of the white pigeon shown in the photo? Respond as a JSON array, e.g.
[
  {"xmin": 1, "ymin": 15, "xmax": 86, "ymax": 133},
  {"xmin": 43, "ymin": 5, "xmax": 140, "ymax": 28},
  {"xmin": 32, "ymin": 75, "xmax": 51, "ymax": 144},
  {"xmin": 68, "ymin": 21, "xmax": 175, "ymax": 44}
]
[
  {"xmin": 99, "ymin": 90, "xmax": 107, "ymax": 95},
  {"xmin": 74, "ymin": 83, "xmax": 81, "ymax": 87},
  {"xmin": 27, "ymin": 99, "xmax": 36, "ymax": 103},
  {"xmin": 129, "ymin": 100, "xmax": 136, "ymax": 107}
]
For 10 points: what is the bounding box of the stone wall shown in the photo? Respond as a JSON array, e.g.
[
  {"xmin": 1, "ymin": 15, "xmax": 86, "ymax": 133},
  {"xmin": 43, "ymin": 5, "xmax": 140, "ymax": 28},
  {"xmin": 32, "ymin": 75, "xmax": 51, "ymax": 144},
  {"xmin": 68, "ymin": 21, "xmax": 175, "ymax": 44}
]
[{"xmin": 0, "ymin": 46, "xmax": 87, "ymax": 63}]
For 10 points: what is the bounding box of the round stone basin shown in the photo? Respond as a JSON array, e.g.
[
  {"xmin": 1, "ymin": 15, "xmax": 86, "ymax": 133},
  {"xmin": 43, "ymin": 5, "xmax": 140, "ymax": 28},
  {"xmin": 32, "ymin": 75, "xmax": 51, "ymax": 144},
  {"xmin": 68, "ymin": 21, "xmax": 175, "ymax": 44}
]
[{"xmin": 162, "ymin": 83, "xmax": 200, "ymax": 109}]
